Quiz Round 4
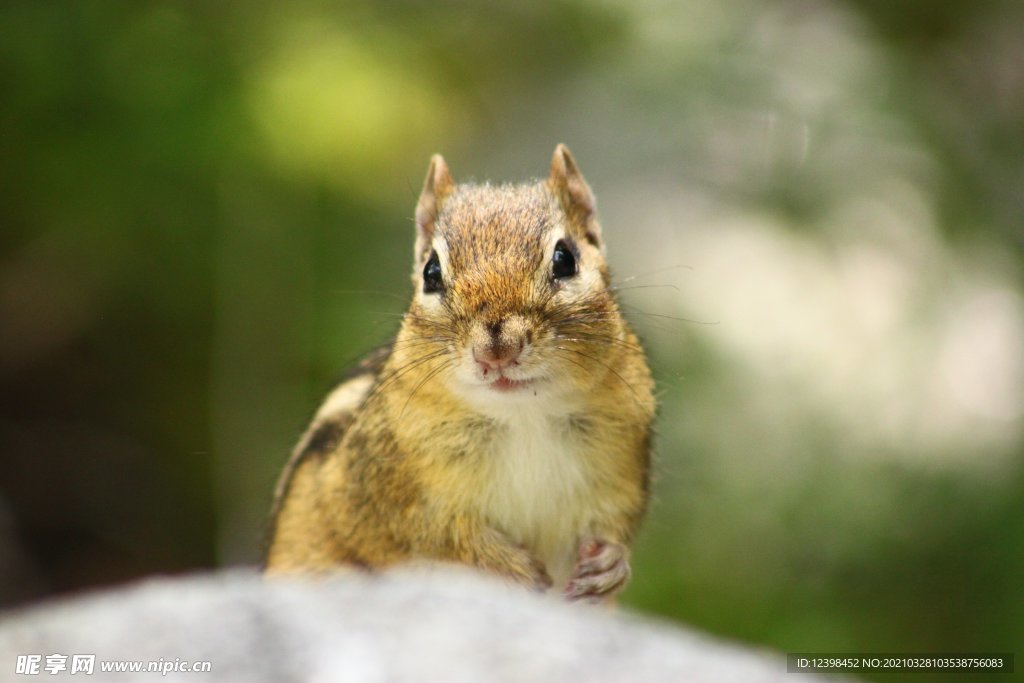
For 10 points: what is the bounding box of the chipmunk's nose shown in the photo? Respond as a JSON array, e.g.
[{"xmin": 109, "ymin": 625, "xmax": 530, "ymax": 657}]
[
  {"xmin": 474, "ymin": 339, "xmax": 523, "ymax": 374},
  {"xmin": 474, "ymin": 348, "xmax": 519, "ymax": 375},
  {"xmin": 473, "ymin": 319, "xmax": 526, "ymax": 375}
]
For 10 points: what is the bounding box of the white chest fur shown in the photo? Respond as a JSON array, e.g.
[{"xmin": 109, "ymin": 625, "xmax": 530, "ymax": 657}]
[{"xmin": 474, "ymin": 410, "xmax": 591, "ymax": 589}]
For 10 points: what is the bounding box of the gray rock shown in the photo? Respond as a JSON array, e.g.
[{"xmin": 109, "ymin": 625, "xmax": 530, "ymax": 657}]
[{"xmin": 0, "ymin": 568, "xmax": 834, "ymax": 682}]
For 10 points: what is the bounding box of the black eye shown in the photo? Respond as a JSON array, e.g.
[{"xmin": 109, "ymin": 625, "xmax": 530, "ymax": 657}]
[
  {"xmin": 552, "ymin": 239, "xmax": 577, "ymax": 279},
  {"xmin": 422, "ymin": 250, "xmax": 443, "ymax": 293}
]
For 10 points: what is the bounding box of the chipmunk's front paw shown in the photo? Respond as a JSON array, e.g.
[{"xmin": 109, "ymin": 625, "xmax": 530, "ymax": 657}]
[
  {"xmin": 520, "ymin": 553, "xmax": 555, "ymax": 592},
  {"xmin": 564, "ymin": 537, "xmax": 630, "ymax": 602},
  {"xmin": 492, "ymin": 549, "xmax": 553, "ymax": 593},
  {"xmin": 476, "ymin": 528, "xmax": 553, "ymax": 592}
]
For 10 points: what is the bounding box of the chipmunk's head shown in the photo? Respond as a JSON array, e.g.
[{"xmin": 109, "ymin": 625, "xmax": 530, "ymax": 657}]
[{"xmin": 402, "ymin": 144, "xmax": 625, "ymax": 417}]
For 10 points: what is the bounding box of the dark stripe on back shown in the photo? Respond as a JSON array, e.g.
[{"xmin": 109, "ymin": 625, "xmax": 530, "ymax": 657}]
[{"xmin": 260, "ymin": 343, "xmax": 393, "ymax": 566}]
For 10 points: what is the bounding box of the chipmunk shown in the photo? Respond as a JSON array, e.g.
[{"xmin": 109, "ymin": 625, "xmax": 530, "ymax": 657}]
[{"xmin": 264, "ymin": 145, "xmax": 655, "ymax": 601}]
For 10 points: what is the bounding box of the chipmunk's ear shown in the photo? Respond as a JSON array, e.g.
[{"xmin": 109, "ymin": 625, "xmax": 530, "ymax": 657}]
[
  {"xmin": 415, "ymin": 154, "xmax": 454, "ymax": 262},
  {"xmin": 548, "ymin": 143, "xmax": 602, "ymax": 250}
]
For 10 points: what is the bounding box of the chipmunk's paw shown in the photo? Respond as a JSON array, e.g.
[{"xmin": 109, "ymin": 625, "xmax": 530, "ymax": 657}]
[
  {"xmin": 499, "ymin": 546, "xmax": 554, "ymax": 593},
  {"xmin": 564, "ymin": 537, "xmax": 630, "ymax": 602},
  {"xmin": 483, "ymin": 532, "xmax": 553, "ymax": 592}
]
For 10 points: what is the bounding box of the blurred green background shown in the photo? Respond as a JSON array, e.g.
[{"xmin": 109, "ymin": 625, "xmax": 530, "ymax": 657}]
[{"xmin": 1, "ymin": 1, "xmax": 1021, "ymax": 680}]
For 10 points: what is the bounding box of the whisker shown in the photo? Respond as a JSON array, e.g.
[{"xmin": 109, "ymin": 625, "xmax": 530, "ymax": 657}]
[
  {"xmin": 551, "ymin": 351, "xmax": 593, "ymax": 379},
  {"xmin": 553, "ymin": 345, "xmax": 644, "ymax": 407},
  {"xmin": 373, "ymin": 310, "xmax": 457, "ymax": 331},
  {"xmin": 621, "ymin": 304, "xmax": 719, "ymax": 326},
  {"xmin": 610, "ymin": 283, "xmax": 681, "ymax": 293},
  {"xmin": 399, "ymin": 359, "xmax": 454, "ymax": 419},
  {"xmin": 389, "ymin": 336, "xmax": 452, "ymax": 351},
  {"xmin": 614, "ymin": 264, "xmax": 693, "ymax": 286},
  {"xmin": 556, "ymin": 314, "xmax": 623, "ymax": 325},
  {"xmin": 365, "ymin": 349, "xmax": 450, "ymax": 404},
  {"xmin": 332, "ymin": 289, "xmax": 408, "ymax": 302},
  {"xmin": 555, "ymin": 333, "xmax": 642, "ymax": 353}
]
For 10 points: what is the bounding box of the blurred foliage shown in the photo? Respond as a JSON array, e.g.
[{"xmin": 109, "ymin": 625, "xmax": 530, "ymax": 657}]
[{"xmin": 1, "ymin": 1, "xmax": 1022, "ymax": 681}]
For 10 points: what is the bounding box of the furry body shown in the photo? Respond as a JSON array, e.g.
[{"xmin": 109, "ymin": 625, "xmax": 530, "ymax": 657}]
[{"xmin": 265, "ymin": 146, "xmax": 655, "ymax": 598}]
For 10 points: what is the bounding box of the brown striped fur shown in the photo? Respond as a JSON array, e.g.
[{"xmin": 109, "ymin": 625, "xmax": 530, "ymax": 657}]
[{"xmin": 265, "ymin": 145, "xmax": 655, "ymax": 598}]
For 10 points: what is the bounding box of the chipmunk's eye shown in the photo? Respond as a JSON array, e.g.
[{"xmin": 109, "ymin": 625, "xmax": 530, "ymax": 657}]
[
  {"xmin": 551, "ymin": 239, "xmax": 577, "ymax": 280},
  {"xmin": 422, "ymin": 250, "xmax": 444, "ymax": 293}
]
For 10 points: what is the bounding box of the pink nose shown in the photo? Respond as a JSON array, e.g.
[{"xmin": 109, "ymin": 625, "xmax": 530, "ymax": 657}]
[{"xmin": 474, "ymin": 343, "xmax": 522, "ymax": 375}]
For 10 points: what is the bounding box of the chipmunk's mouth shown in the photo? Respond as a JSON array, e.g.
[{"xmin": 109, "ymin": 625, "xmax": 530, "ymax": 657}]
[{"xmin": 490, "ymin": 376, "xmax": 533, "ymax": 392}]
